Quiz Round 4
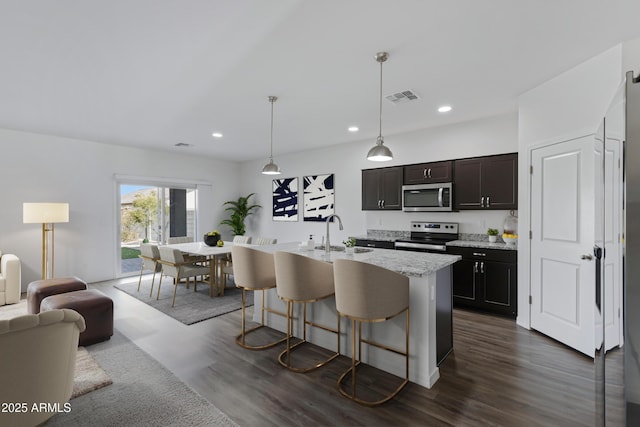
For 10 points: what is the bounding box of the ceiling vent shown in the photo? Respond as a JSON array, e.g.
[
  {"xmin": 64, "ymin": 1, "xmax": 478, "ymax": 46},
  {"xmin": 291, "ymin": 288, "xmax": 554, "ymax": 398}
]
[
  {"xmin": 385, "ymin": 90, "xmax": 420, "ymax": 104},
  {"xmin": 174, "ymin": 142, "xmax": 192, "ymax": 147}
]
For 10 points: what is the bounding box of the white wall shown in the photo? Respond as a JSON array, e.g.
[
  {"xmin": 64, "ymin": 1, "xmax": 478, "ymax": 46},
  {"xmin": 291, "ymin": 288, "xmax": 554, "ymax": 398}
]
[
  {"xmin": 239, "ymin": 112, "xmax": 518, "ymax": 245},
  {"xmin": 0, "ymin": 128, "xmax": 240, "ymax": 288},
  {"xmin": 517, "ymin": 44, "xmax": 625, "ymax": 329}
]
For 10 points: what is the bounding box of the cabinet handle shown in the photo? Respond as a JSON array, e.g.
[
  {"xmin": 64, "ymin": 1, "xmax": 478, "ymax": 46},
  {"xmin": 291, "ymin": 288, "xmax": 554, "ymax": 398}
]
[
  {"xmin": 428, "ymin": 168, "xmax": 432, "ymax": 178},
  {"xmin": 481, "ymin": 196, "xmax": 485, "ymax": 208},
  {"xmin": 472, "ymin": 252, "xmax": 487, "ymax": 257},
  {"xmin": 377, "ymin": 200, "xmax": 381, "ymax": 208},
  {"xmin": 381, "ymin": 199, "xmax": 385, "ymax": 208},
  {"xmin": 474, "ymin": 261, "xmax": 479, "ymax": 273},
  {"xmin": 423, "ymin": 168, "xmax": 427, "ymax": 178},
  {"xmin": 487, "ymin": 196, "xmax": 490, "ymax": 207},
  {"xmin": 480, "ymin": 262, "xmax": 484, "ymax": 274}
]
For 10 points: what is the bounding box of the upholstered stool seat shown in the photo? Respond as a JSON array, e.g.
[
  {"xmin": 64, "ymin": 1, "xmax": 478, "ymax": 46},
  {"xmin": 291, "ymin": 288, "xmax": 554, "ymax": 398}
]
[
  {"xmin": 231, "ymin": 245, "xmax": 287, "ymax": 350},
  {"xmin": 333, "ymin": 258, "xmax": 410, "ymax": 406},
  {"xmin": 27, "ymin": 276, "xmax": 87, "ymax": 314},
  {"xmin": 41, "ymin": 289, "xmax": 114, "ymax": 346},
  {"xmin": 274, "ymin": 251, "xmax": 340, "ymax": 373}
]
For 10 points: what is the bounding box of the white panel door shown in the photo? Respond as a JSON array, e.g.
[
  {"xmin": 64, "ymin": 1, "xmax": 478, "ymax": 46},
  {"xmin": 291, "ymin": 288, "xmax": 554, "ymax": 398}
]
[
  {"xmin": 595, "ymin": 138, "xmax": 622, "ymax": 351},
  {"xmin": 531, "ymin": 136, "xmax": 595, "ymax": 357}
]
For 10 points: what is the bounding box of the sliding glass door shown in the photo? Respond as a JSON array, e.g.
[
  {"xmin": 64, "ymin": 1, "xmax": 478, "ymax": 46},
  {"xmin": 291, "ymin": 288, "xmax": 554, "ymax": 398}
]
[{"xmin": 118, "ymin": 182, "xmax": 198, "ymax": 276}]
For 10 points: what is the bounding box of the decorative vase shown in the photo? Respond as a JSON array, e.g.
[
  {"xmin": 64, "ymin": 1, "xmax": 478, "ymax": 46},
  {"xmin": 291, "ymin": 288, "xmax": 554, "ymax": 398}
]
[
  {"xmin": 504, "ymin": 211, "xmax": 518, "ymax": 235},
  {"xmin": 204, "ymin": 234, "xmax": 220, "ymax": 247},
  {"xmin": 488, "ymin": 235, "xmax": 497, "ymax": 243}
]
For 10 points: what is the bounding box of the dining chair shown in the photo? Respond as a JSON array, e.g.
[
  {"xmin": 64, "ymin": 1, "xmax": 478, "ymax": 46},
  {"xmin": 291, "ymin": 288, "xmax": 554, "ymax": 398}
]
[
  {"xmin": 252, "ymin": 237, "xmax": 277, "ymax": 245},
  {"xmin": 137, "ymin": 243, "xmax": 161, "ymax": 297},
  {"xmin": 232, "ymin": 235, "xmax": 252, "ymax": 244},
  {"xmin": 273, "ymin": 251, "xmax": 340, "ymax": 373},
  {"xmin": 231, "ymin": 245, "xmax": 287, "ymax": 350},
  {"xmin": 157, "ymin": 247, "xmax": 211, "ymax": 307},
  {"xmin": 333, "ymin": 258, "xmax": 410, "ymax": 406}
]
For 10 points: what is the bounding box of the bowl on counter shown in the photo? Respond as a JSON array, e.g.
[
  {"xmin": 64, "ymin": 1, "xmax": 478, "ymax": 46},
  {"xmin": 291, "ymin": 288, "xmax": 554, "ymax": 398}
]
[{"xmin": 502, "ymin": 236, "xmax": 518, "ymax": 245}]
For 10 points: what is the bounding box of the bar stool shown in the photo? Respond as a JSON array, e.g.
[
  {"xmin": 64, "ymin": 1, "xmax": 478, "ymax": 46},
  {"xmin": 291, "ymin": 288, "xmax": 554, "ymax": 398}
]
[
  {"xmin": 273, "ymin": 251, "xmax": 340, "ymax": 373},
  {"xmin": 231, "ymin": 246, "xmax": 287, "ymax": 350},
  {"xmin": 333, "ymin": 258, "xmax": 410, "ymax": 406}
]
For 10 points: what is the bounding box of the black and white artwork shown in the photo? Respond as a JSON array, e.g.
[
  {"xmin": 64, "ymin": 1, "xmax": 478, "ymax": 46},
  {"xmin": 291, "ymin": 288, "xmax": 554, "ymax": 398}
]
[
  {"xmin": 272, "ymin": 177, "xmax": 298, "ymax": 221},
  {"xmin": 303, "ymin": 173, "xmax": 334, "ymax": 222}
]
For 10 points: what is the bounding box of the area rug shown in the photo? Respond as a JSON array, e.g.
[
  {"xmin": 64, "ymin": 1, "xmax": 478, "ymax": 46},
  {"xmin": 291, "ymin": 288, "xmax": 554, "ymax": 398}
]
[
  {"xmin": 0, "ymin": 300, "xmax": 113, "ymax": 399},
  {"xmin": 46, "ymin": 330, "xmax": 238, "ymax": 426},
  {"xmin": 114, "ymin": 277, "xmax": 252, "ymax": 325}
]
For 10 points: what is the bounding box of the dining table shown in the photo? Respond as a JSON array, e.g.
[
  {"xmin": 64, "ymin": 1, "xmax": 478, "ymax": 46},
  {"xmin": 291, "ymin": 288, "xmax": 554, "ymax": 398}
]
[{"xmin": 162, "ymin": 241, "xmax": 234, "ymax": 297}]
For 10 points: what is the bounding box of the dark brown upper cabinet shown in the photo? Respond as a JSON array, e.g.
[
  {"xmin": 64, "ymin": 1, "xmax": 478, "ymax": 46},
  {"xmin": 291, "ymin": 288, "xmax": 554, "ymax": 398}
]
[
  {"xmin": 362, "ymin": 166, "xmax": 403, "ymax": 210},
  {"xmin": 404, "ymin": 160, "xmax": 453, "ymax": 185},
  {"xmin": 454, "ymin": 153, "xmax": 518, "ymax": 210}
]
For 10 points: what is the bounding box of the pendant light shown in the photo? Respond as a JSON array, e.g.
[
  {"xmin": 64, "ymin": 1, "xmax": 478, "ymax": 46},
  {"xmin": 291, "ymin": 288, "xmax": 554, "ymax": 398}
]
[
  {"xmin": 262, "ymin": 95, "xmax": 281, "ymax": 175},
  {"xmin": 367, "ymin": 51, "xmax": 393, "ymax": 162}
]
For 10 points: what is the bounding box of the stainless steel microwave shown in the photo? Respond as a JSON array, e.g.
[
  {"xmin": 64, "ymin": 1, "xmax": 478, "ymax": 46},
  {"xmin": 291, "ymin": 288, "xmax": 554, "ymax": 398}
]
[{"xmin": 402, "ymin": 183, "xmax": 453, "ymax": 212}]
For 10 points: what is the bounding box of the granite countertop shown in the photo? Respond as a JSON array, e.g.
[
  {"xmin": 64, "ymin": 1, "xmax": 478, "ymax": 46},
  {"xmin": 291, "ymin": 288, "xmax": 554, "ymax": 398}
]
[
  {"xmin": 257, "ymin": 242, "xmax": 461, "ymax": 278},
  {"xmin": 351, "ymin": 235, "xmax": 397, "ymax": 243},
  {"xmin": 446, "ymin": 240, "xmax": 518, "ymax": 251}
]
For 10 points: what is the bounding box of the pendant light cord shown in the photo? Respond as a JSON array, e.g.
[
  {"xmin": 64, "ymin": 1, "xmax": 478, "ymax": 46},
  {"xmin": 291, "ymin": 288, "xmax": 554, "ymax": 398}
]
[
  {"xmin": 270, "ymin": 99, "xmax": 274, "ymax": 160},
  {"xmin": 268, "ymin": 95, "xmax": 277, "ymax": 161},
  {"xmin": 378, "ymin": 59, "xmax": 383, "ymax": 140}
]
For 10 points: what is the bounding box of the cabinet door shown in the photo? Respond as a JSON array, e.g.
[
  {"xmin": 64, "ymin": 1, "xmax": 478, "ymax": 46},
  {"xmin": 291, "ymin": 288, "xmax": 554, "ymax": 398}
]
[
  {"xmin": 453, "ymin": 158, "xmax": 483, "ymax": 209},
  {"xmin": 379, "ymin": 167, "xmax": 403, "ymax": 209},
  {"xmin": 452, "ymin": 259, "xmax": 477, "ymax": 301},
  {"xmin": 362, "ymin": 169, "xmax": 381, "ymax": 210},
  {"xmin": 482, "ymin": 261, "xmax": 517, "ymax": 316},
  {"xmin": 483, "ymin": 154, "xmax": 518, "ymax": 209},
  {"xmin": 404, "ymin": 161, "xmax": 452, "ymax": 184}
]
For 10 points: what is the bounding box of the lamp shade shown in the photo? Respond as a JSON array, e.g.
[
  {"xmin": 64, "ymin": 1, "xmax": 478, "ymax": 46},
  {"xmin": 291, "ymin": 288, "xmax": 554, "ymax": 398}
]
[
  {"xmin": 366, "ymin": 137, "xmax": 393, "ymax": 162},
  {"xmin": 23, "ymin": 203, "xmax": 69, "ymax": 224},
  {"xmin": 261, "ymin": 159, "xmax": 281, "ymax": 175}
]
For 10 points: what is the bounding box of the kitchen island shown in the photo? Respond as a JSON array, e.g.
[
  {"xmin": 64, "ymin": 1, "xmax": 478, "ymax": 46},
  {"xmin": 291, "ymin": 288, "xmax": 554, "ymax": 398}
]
[{"xmin": 251, "ymin": 242, "xmax": 460, "ymax": 389}]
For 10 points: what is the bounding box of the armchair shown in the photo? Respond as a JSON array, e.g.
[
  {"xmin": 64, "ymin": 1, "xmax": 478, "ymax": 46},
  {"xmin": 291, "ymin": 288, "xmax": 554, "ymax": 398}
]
[
  {"xmin": 0, "ymin": 252, "xmax": 21, "ymax": 306},
  {"xmin": 0, "ymin": 309, "xmax": 86, "ymax": 426}
]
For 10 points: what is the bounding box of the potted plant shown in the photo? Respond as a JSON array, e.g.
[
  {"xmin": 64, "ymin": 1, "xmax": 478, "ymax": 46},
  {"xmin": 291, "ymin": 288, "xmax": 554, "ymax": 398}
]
[
  {"xmin": 487, "ymin": 228, "xmax": 499, "ymax": 243},
  {"xmin": 343, "ymin": 237, "xmax": 356, "ymax": 254},
  {"xmin": 220, "ymin": 193, "xmax": 261, "ymax": 236},
  {"xmin": 204, "ymin": 230, "xmax": 221, "ymax": 246}
]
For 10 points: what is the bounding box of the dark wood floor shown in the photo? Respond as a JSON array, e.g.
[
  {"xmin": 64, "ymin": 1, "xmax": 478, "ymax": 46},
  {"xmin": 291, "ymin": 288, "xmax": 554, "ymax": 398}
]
[{"xmin": 92, "ymin": 276, "xmax": 624, "ymax": 427}]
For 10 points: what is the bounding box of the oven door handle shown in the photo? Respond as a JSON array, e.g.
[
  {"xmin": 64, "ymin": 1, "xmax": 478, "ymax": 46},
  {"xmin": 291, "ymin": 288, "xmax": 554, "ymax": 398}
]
[
  {"xmin": 438, "ymin": 187, "xmax": 444, "ymax": 207},
  {"xmin": 395, "ymin": 241, "xmax": 447, "ymax": 251}
]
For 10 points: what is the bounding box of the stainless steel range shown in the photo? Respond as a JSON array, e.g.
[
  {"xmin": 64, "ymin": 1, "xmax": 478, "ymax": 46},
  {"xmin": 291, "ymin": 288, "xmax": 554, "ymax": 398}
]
[{"xmin": 395, "ymin": 221, "xmax": 459, "ymax": 252}]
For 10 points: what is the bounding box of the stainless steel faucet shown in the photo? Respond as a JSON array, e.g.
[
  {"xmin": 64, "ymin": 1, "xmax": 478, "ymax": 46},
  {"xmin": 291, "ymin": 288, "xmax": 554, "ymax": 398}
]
[{"xmin": 325, "ymin": 214, "xmax": 343, "ymax": 254}]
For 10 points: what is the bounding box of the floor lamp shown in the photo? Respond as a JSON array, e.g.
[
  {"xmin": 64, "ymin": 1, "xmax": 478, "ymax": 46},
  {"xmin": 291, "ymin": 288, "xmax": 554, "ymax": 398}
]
[{"xmin": 23, "ymin": 202, "xmax": 69, "ymax": 280}]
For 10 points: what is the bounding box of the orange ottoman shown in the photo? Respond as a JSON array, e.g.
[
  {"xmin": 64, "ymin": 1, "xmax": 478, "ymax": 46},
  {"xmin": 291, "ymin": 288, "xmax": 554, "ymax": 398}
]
[
  {"xmin": 40, "ymin": 289, "xmax": 114, "ymax": 346},
  {"xmin": 26, "ymin": 276, "xmax": 88, "ymax": 314}
]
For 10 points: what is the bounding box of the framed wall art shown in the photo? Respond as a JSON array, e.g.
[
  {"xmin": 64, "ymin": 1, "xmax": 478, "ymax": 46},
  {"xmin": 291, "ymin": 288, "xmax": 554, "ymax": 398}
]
[
  {"xmin": 303, "ymin": 173, "xmax": 334, "ymax": 222},
  {"xmin": 272, "ymin": 177, "xmax": 298, "ymax": 221}
]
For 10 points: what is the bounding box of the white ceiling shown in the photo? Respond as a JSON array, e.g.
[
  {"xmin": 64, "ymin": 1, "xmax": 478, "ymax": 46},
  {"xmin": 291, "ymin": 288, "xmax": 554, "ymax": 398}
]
[{"xmin": 1, "ymin": 0, "xmax": 640, "ymax": 162}]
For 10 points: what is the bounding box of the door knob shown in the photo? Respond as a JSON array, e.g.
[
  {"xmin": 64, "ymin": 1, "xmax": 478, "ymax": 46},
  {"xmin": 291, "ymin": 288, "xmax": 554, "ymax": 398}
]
[{"xmin": 581, "ymin": 254, "xmax": 593, "ymax": 260}]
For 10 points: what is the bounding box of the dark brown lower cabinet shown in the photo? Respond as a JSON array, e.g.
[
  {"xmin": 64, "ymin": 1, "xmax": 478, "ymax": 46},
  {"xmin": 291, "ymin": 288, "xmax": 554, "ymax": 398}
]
[{"xmin": 448, "ymin": 246, "xmax": 517, "ymax": 317}]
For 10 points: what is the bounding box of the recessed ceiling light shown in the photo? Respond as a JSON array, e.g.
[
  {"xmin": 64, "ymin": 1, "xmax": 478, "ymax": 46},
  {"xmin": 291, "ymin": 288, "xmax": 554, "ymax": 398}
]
[
  {"xmin": 438, "ymin": 105, "xmax": 452, "ymax": 113},
  {"xmin": 211, "ymin": 132, "xmax": 223, "ymax": 138},
  {"xmin": 175, "ymin": 142, "xmax": 192, "ymax": 147},
  {"xmin": 348, "ymin": 126, "xmax": 359, "ymax": 132}
]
